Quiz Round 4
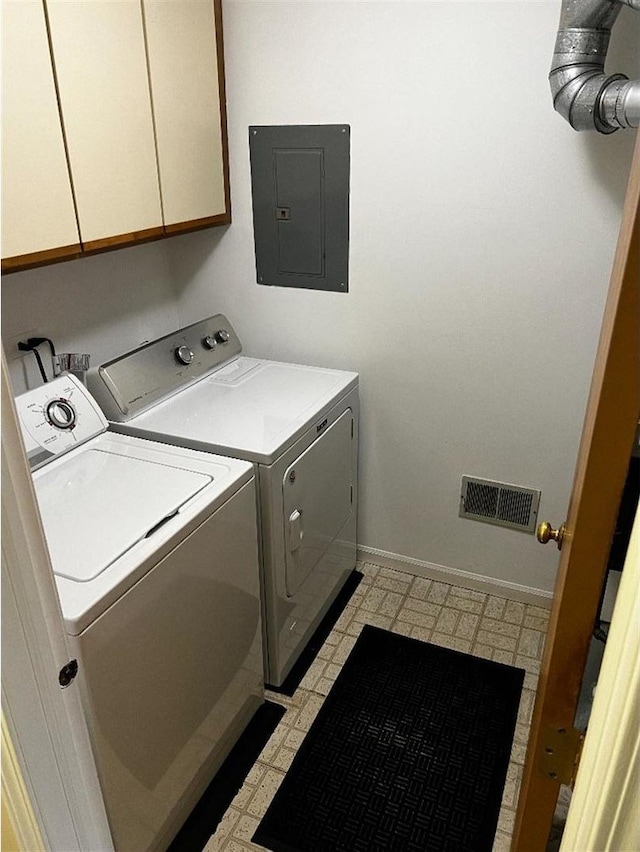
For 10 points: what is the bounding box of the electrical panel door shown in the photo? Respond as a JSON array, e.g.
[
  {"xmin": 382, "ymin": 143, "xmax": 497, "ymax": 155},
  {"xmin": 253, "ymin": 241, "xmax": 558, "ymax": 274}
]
[{"xmin": 249, "ymin": 124, "xmax": 350, "ymax": 292}]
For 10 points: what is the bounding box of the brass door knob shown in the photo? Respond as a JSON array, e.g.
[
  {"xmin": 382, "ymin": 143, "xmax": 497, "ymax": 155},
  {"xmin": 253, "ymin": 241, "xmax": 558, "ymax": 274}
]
[{"xmin": 537, "ymin": 521, "xmax": 566, "ymax": 550}]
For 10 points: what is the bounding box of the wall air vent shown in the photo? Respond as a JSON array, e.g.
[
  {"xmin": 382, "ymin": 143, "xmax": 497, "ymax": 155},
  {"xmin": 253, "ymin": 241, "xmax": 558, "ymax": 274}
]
[{"xmin": 459, "ymin": 476, "xmax": 541, "ymax": 533}]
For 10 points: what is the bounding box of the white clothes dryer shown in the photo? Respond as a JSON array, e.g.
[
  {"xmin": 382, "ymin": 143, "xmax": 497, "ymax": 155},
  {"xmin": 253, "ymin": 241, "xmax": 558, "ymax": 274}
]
[
  {"xmin": 89, "ymin": 315, "xmax": 359, "ymax": 688},
  {"xmin": 15, "ymin": 375, "xmax": 264, "ymax": 852}
]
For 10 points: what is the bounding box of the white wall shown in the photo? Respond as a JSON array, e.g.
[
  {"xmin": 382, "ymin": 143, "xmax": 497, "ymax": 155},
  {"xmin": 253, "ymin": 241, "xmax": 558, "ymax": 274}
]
[
  {"xmin": 2, "ymin": 240, "xmax": 179, "ymax": 393},
  {"xmin": 2, "ymin": 1, "xmax": 637, "ymax": 595},
  {"xmin": 164, "ymin": 0, "xmax": 638, "ymax": 594}
]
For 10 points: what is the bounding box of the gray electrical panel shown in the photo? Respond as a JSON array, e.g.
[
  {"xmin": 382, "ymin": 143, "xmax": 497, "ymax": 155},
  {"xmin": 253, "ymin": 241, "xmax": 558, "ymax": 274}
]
[{"xmin": 249, "ymin": 125, "xmax": 350, "ymax": 292}]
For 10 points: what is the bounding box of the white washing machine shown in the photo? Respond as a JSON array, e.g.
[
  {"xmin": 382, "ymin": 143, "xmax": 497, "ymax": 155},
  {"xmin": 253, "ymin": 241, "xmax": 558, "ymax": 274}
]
[
  {"xmin": 88, "ymin": 315, "xmax": 359, "ymax": 687},
  {"xmin": 15, "ymin": 375, "xmax": 264, "ymax": 852}
]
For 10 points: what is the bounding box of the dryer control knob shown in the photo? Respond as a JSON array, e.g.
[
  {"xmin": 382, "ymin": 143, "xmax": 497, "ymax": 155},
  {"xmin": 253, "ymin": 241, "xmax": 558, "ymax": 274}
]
[
  {"xmin": 215, "ymin": 329, "xmax": 230, "ymax": 344},
  {"xmin": 175, "ymin": 345, "xmax": 194, "ymax": 366},
  {"xmin": 203, "ymin": 335, "xmax": 217, "ymax": 350}
]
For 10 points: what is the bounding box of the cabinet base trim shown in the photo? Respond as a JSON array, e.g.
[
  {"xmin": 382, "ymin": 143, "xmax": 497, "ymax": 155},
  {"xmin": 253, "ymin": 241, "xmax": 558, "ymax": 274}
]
[
  {"xmin": 165, "ymin": 213, "xmax": 230, "ymax": 235},
  {"xmin": 1, "ymin": 243, "xmax": 82, "ymax": 274},
  {"xmin": 82, "ymin": 227, "xmax": 165, "ymax": 254},
  {"xmin": 2, "ymin": 214, "xmax": 232, "ymax": 274}
]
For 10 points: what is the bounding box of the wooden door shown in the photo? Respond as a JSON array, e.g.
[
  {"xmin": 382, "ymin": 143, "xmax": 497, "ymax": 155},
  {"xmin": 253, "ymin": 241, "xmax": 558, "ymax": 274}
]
[{"xmin": 512, "ymin": 132, "xmax": 639, "ymax": 851}]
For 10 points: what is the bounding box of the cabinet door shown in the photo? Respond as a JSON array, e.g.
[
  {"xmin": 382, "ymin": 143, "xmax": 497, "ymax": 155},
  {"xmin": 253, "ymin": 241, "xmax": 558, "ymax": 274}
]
[
  {"xmin": 143, "ymin": 0, "xmax": 229, "ymax": 229},
  {"xmin": 1, "ymin": 0, "xmax": 80, "ymax": 266},
  {"xmin": 46, "ymin": 0, "xmax": 163, "ymax": 249}
]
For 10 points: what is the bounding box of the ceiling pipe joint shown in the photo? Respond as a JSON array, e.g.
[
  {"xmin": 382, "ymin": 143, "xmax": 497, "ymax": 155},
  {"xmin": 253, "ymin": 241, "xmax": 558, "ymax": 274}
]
[{"xmin": 549, "ymin": 0, "xmax": 640, "ymax": 132}]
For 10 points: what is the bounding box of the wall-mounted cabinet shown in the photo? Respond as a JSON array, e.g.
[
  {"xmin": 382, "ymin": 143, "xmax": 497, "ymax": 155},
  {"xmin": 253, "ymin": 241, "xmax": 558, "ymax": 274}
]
[
  {"xmin": 46, "ymin": 0, "xmax": 164, "ymax": 251},
  {"xmin": 144, "ymin": 0, "xmax": 227, "ymax": 231},
  {"xmin": 1, "ymin": 0, "xmax": 230, "ymax": 274},
  {"xmin": 1, "ymin": 0, "xmax": 81, "ymax": 265}
]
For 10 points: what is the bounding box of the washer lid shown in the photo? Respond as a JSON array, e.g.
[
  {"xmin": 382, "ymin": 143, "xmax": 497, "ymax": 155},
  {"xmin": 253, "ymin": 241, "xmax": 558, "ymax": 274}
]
[{"xmin": 36, "ymin": 447, "xmax": 211, "ymax": 582}]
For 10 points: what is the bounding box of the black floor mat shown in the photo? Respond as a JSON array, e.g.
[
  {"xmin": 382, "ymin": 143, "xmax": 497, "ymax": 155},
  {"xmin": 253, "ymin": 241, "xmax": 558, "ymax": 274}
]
[
  {"xmin": 168, "ymin": 701, "xmax": 285, "ymax": 852},
  {"xmin": 267, "ymin": 569, "xmax": 363, "ymax": 696},
  {"xmin": 254, "ymin": 626, "xmax": 524, "ymax": 852}
]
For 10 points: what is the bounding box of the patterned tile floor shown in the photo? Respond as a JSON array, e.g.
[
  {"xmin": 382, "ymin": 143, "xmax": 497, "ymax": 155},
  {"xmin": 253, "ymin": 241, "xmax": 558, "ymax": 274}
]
[{"xmin": 204, "ymin": 563, "xmax": 550, "ymax": 852}]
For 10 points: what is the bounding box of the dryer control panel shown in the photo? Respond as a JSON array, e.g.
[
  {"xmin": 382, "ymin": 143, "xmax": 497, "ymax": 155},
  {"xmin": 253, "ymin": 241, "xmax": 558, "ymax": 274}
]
[
  {"xmin": 87, "ymin": 314, "xmax": 242, "ymax": 421},
  {"xmin": 15, "ymin": 375, "xmax": 108, "ymax": 470}
]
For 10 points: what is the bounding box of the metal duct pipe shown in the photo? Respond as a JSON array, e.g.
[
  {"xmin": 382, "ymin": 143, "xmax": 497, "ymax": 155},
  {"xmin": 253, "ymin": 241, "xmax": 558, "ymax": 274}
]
[{"xmin": 550, "ymin": 0, "xmax": 640, "ymax": 132}]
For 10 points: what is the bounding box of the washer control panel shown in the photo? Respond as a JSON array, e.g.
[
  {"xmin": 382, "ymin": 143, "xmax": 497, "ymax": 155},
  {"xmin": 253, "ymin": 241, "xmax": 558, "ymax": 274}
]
[
  {"xmin": 15, "ymin": 375, "xmax": 108, "ymax": 470},
  {"xmin": 87, "ymin": 314, "xmax": 242, "ymax": 421}
]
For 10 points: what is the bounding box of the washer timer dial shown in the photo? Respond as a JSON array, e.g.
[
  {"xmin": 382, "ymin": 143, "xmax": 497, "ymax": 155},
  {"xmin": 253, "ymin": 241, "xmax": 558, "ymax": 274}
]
[{"xmin": 46, "ymin": 398, "xmax": 77, "ymax": 430}]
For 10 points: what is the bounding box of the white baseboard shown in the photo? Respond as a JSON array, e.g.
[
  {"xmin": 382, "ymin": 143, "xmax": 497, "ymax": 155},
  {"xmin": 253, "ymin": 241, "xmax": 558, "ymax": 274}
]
[{"xmin": 356, "ymin": 545, "xmax": 553, "ymax": 609}]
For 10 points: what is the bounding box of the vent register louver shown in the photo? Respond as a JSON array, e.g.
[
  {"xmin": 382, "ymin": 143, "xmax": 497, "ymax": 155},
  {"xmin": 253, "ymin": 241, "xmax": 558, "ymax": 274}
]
[{"xmin": 460, "ymin": 476, "xmax": 541, "ymax": 533}]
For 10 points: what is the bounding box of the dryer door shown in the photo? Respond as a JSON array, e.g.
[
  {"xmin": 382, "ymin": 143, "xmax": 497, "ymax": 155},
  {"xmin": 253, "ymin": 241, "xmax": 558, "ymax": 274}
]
[{"xmin": 282, "ymin": 408, "xmax": 354, "ymax": 597}]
